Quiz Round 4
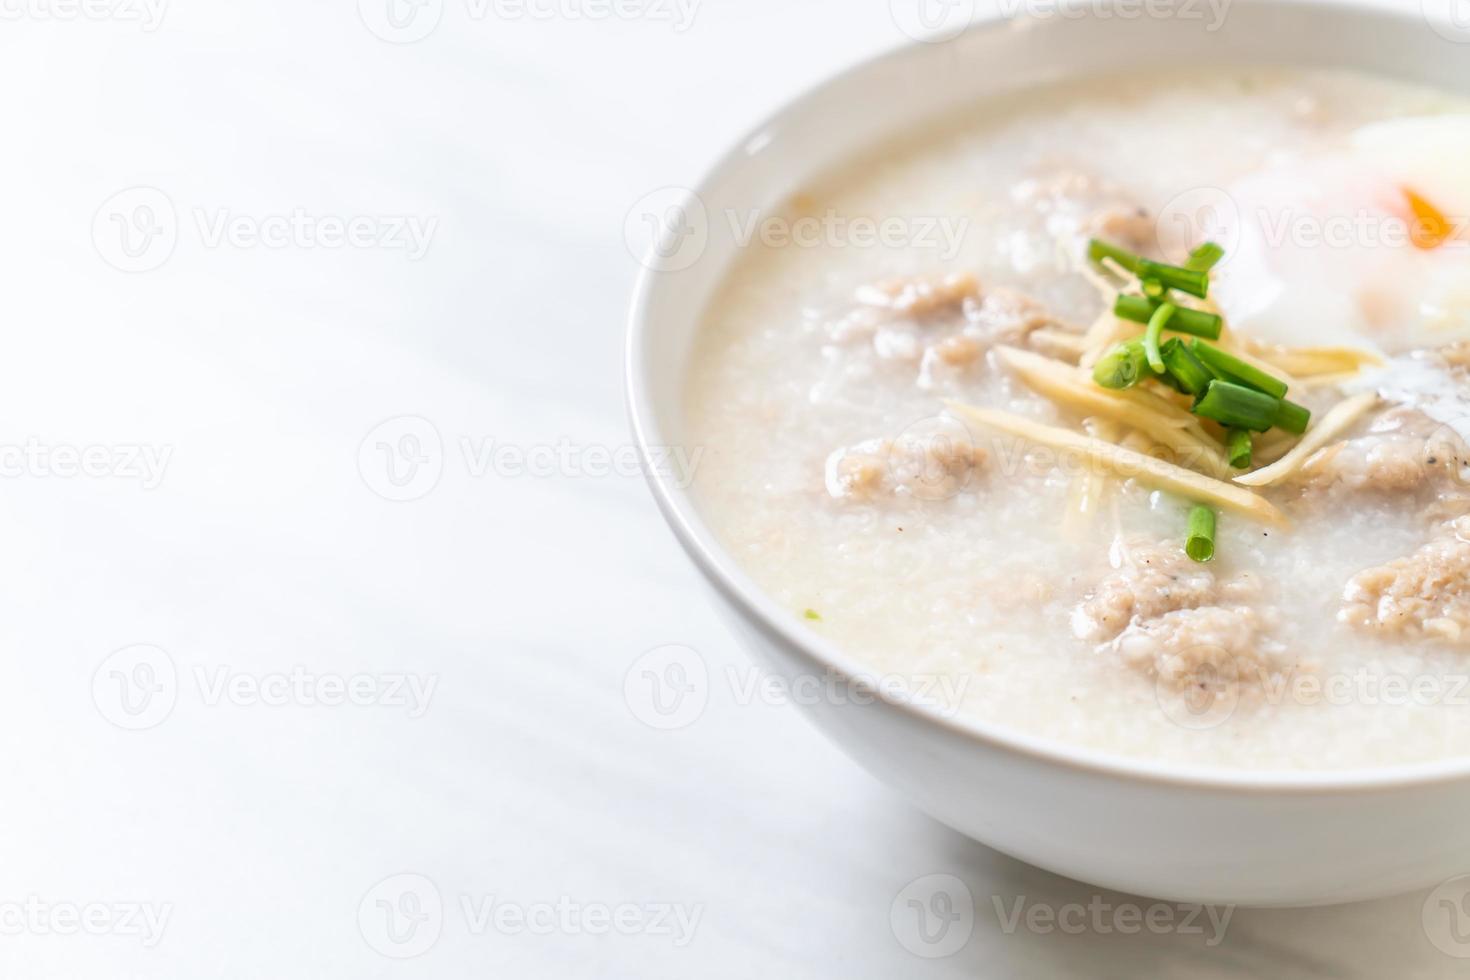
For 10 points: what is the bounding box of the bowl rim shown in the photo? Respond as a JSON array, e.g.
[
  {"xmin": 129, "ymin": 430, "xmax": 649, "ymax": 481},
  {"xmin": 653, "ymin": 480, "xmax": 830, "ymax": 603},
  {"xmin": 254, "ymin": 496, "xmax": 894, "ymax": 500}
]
[{"xmin": 625, "ymin": 0, "xmax": 1470, "ymax": 794}]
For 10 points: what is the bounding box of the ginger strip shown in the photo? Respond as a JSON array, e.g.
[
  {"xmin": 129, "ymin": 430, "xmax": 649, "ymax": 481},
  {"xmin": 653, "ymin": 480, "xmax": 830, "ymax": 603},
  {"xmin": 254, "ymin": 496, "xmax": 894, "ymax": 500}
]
[
  {"xmin": 995, "ymin": 346, "xmax": 1233, "ymax": 478},
  {"xmin": 946, "ymin": 402, "xmax": 1288, "ymax": 526},
  {"xmin": 1234, "ymin": 392, "xmax": 1380, "ymax": 487}
]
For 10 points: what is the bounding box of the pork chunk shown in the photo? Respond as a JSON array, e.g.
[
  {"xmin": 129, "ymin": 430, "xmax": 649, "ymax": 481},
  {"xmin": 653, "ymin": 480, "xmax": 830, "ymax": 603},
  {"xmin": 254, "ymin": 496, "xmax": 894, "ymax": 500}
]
[
  {"xmin": 1115, "ymin": 605, "xmax": 1277, "ymax": 693},
  {"xmin": 1341, "ymin": 515, "xmax": 1470, "ymax": 644},
  {"xmin": 1075, "ymin": 538, "xmax": 1277, "ymax": 690},
  {"xmin": 858, "ymin": 272, "xmax": 980, "ymax": 319},
  {"xmin": 834, "ymin": 271, "xmax": 1070, "ymax": 391},
  {"xmin": 1300, "ymin": 408, "xmax": 1470, "ymax": 495},
  {"xmin": 1074, "ymin": 539, "xmax": 1250, "ymax": 642},
  {"xmin": 825, "ymin": 429, "xmax": 984, "ymax": 503}
]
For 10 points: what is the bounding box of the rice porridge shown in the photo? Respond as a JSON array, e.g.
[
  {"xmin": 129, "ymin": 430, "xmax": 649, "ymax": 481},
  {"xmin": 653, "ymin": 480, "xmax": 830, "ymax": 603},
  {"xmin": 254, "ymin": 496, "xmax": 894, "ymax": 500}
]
[{"xmin": 684, "ymin": 70, "xmax": 1470, "ymax": 770}]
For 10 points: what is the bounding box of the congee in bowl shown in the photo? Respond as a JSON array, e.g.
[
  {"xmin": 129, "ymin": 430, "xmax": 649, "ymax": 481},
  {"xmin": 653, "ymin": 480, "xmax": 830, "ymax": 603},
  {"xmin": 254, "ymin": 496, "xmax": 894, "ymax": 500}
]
[{"xmin": 685, "ymin": 69, "xmax": 1470, "ymax": 771}]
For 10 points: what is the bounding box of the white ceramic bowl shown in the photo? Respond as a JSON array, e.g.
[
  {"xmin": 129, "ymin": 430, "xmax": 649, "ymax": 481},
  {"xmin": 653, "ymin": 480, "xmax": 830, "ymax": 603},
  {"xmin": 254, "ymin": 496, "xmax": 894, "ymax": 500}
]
[{"xmin": 626, "ymin": 0, "xmax": 1470, "ymax": 907}]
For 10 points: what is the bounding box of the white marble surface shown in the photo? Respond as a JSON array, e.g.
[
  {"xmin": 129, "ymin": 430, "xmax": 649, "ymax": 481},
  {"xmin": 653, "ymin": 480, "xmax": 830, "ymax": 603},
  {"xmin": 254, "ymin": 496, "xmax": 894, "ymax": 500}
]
[{"xmin": 0, "ymin": 0, "xmax": 1465, "ymax": 976}]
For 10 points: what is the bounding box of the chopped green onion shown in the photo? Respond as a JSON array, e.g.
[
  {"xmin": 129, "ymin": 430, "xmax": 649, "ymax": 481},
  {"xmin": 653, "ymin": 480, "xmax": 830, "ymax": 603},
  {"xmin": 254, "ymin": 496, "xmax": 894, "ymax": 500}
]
[
  {"xmin": 1088, "ymin": 238, "xmax": 1209, "ymax": 297},
  {"xmin": 1193, "ymin": 380, "xmax": 1281, "ymax": 432},
  {"xmin": 1186, "ymin": 505, "xmax": 1216, "ymax": 563},
  {"xmin": 1087, "ymin": 238, "xmax": 1143, "ymax": 273},
  {"xmin": 1190, "ymin": 341, "xmax": 1289, "ymax": 399},
  {"xmin": 1143, "ymin": 302, "xmax": 1175, "ymax": 374},
  {"xmin": 1142, "ymin": 278, "xmax": 1167, "ymax": 300},
  {"xmin": 1092, "ymin": 340, "xmax": 1150, "ymax": 390},
  {"xmin": 1186, "ymin": 242, "xmax": 1225, "ymax": 272},
  {"xmin": 1225, "ymin": 428, "xmax": 1253, "ymax": 469},
  {"xmin": 804, "ymin": 608, "xmax": 822, "ymax": 621},
  {"xmin": 1274, "ymin": 399, "xmax": 1312, "ymax": 435},
  {"xmin": 1159, "ymin": 337, "xmax": 1215, "ymax": 395},
  {"xmin": 1113, "ymin": 295, "xmax": 1222, "ymax": 340},
  {"xmin": 1137, "ymin": 259, "xmax": 1210, "ymax": 299}
]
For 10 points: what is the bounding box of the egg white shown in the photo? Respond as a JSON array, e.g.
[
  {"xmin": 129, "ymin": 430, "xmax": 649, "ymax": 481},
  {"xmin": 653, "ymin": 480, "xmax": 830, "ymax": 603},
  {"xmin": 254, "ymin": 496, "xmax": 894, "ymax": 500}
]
[{"xmin": 1205, "ymin": 115, "xmax": 1470, "ymax": 354}]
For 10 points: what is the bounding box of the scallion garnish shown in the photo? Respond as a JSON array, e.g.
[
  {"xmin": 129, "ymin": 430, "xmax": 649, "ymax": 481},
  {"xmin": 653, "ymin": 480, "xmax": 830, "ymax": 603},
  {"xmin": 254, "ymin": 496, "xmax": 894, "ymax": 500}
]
[
  {"xmin": 1225, "ymin": 428, "xmax": 1252, "ymax": 469},
  {"xmin": 1273, "ymin": 398, "xmax": 1312, "ymax": 435},
  {"xmin": 1113, "ymin": 295, "xmax": 1222, "ymax": 340},
  {"xmin": 1143, "ymin": 302, "xmax": 1175, "ymax": 374},
  {"xmin": 1158, "ymin": 337, "xmax": 1214, "ymax": 395},
  {"xmin": 1087, "ymin": 239, "xmax": 1209, "ymax": 297},
  {"xmin": 1142, "ymin": 278, "xmax": 1166, "ymax": 300},
  {"xmin": 1192, "ymin": 379, "xmax": 1281, "ymax": 432},
  {"xmin": 1186, "ymin": 505, "xmax": 1216, "ymax": 563},
  {"xmin": 1138, "ymin": 260, "xmax": 1209, "ymax": 299},
  {"xmin": 1185, "ymin": 242, "xmax": 1225, "ymax": 272},
  {"xmin": 1190, "ymin": 341, "xmax": 1289, "ymax": 399},
  {"xmin": 1092, "ymin": 340, "xmax": 1150, "ymax": 390},
  {"xmin": 1087, "ymin": 238, "xmax": 1144, "ymax": 273}
]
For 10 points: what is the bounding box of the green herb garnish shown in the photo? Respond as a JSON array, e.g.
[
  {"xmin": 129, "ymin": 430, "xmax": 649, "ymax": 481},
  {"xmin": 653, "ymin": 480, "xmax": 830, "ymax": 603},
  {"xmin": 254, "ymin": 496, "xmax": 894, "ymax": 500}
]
[
  {"xmin": 1158, "ymin": 338, "xmax": 1214, "ymax": 395},
  {"xmin": 1190, "ymin": 340, "xmax": 1289, "ymax": 399},
  {"xmin": 1186, "ymin": 505, "xmax": 1217, "ymax": 563},
  {"xmin": 1192, "ymin": 379, "xmax": 1281, "ymax": 432},
  {"xmin": 1273, "ymin": 398, "xmax": 1312, "ymax": 435},
  {"xmin": 1092, "ymin": 340, "xmax": 1150, "ymax": 390},
  {"xmin": 1087, "ymin": 239, "xmax": 1210, "ymax": 298},
  {"xmin": 1113, "ymin": 295, "xmax": 1222, "ymax": 340},
  {"xmin": 1225, "ymin": 428, "xmax": 1253, "ymax": 469},
  {"xmin": 804, "ymin": 609, "xmax": 822, "ymax": 621},
  {"xmin": 1185, "ymin": 242, "xmax": 1225, "ymax": 272},
  {"xmin": 1143, "ymin": 302, "xmax": 1176, "ymax": 374}
]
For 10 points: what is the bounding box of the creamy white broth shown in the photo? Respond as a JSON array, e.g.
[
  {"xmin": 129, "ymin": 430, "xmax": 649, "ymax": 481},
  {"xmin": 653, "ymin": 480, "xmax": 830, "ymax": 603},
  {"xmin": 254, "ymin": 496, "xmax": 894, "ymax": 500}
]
[{"xmin": 684, "ymin": 70, "xmax": 1470, "ymax": 770}]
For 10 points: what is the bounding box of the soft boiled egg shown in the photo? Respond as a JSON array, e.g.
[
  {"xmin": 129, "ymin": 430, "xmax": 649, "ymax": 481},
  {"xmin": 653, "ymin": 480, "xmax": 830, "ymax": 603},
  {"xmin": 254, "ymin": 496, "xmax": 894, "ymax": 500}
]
[{"xmin": 1200, "ymin": 115, "xmax": 1470, "ymax": 354}]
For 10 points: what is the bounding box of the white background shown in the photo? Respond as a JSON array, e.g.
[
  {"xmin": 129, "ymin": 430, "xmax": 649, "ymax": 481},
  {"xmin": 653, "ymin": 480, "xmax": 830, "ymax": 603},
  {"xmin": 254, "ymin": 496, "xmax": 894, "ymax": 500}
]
[{"xmin": 0, "ymin": 0, "xmax": 1466, "ymax": 976}]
